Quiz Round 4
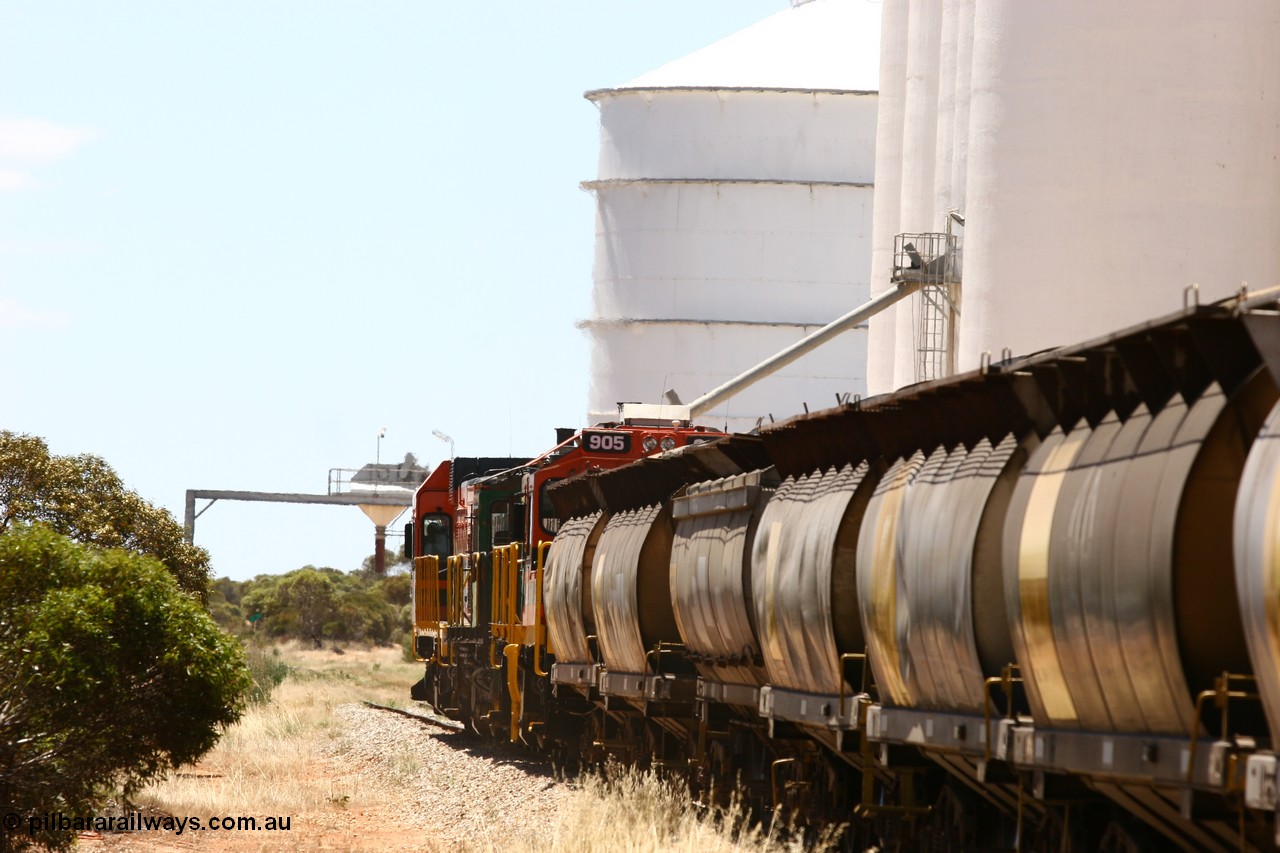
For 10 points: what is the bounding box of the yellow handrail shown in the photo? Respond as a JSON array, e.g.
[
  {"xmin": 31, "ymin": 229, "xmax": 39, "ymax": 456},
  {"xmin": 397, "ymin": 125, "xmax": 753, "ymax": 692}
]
[
  {"xmin": 502, "ymin": 544, "xmax": 514, "ymax": 634},
  {"xmin": 838, "ymin": 652, "xmax": 867, "ymax": 720},
  {"xmin": 445, "ymin": 554, "xmax": 455, "ymax": 626},
  {"xmin": 487, "ymin": 549, "xmax": 504, "ymax": 669},
  {"xmin": 770, "ymin": 758, "xmax": 797, "ymax": 810},
  {"xmin": 644, "ymin": 642, "xmax": 686, "ymax": 676},
  {"xmin": 412, "ymin": 554, "xmax": 439, "ymax": 629},
  {"xmin": 505, "ymin": 544, "xmax": 513, "ymax": 630},
  {"xmin": 437, "ymin": 555, "xmax": 447, "ymax": 667},
  {"xmin": 586, "ymin": 634, "xmax": 601, "ymax": 664},
  {"xmin": 453, "ymin": 553, "xmax": 465, "ymax": 625},
  {"xmin": 505, "ymin": 544, "xmax": 515, "ymax": 632},
  {"xmin": 410, "ymin": 555, "xmax": 425, "ymax": 663},
  {"xmin": 1186, "ymin": 672, "xmax": 1260, "ymax": 784},
  {"xmin": 490, "ymin": 548, "xmax": 503, "ymax": 641},
  {"xmin": 982, "ymin": 663, "xmax": 1022, "ymax": 763},
  {"xmin": 505, "ymin": 546, "xmax": 512, "ymax": 636},
  {"xmin": 507, "ymin": 543, "xmax": 520, "ymax": 631},
  {"xmin": 534, "ymin": 541, "xmax": 551, "ymax": 676},
  {"xmin": 457, "ymin": 553, "xmax": 465, "ymax": 624},
  {"xmin": 470, "ymin": 551, "xmax": 481, "ymax": 628},
  {"xmin": 505, "ymin": 642, "xmax": 523, "ymax": 743},
  {"xmin": 412, "ymin": 554, "xmax": 446, "ymax": 662},
  {"xmin": 444, "ymin": 555, "xmax": 462, "ymax": 667},
  {"xmin": 433, "ymin": 554, "xmax": 442, "ymax": 627}
]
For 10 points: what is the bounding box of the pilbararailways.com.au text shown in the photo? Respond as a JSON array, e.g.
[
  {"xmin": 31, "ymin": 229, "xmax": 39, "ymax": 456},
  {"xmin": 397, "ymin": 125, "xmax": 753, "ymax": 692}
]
[{"xmin": 4, "ymin": 811, "xmax": 292, "ymax": 836}]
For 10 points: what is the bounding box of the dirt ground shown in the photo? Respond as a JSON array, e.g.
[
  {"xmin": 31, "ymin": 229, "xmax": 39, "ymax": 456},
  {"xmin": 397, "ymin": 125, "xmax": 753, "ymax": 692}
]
[
  {"xmin": 79, "ymin": 644, "xmax": 567, "ymax": 853},
  {"xmin": 55, "ymin": 645, "xmax": 789, "ymax": 853},
  {"xmin": 90, "ymin": 714, "xmax": 456, "ymax": 853}
]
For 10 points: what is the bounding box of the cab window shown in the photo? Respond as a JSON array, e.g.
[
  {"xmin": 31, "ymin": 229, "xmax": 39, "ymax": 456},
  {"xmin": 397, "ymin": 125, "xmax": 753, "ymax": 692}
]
[
  {"xmin": 491, "ymin": 500, "xmax": 512, "ymax": 546},
  {"xmin": 539, "ymin": 478, "xmax": 563, "ymax": 535},
  {"xmin": 491, "ymin": 498, "xmax": 527, "ymax": 546},
  {"xmin": 420, "ymin": 514, "xmax": 452, "ymax": 559}
]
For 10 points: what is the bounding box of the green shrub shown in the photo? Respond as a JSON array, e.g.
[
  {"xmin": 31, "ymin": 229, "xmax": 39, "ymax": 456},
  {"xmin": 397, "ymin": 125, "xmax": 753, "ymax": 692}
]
[
  {"xmin": 0, "ymin": 432, "xmax": 211, "ymax": 598},
  {"xmin": 245, "ymin": 645, "xmax": 290, "ymax": 705},
  {"xmin": 0, "ymin": 525, "xmax": 251, "ymax": 852}
]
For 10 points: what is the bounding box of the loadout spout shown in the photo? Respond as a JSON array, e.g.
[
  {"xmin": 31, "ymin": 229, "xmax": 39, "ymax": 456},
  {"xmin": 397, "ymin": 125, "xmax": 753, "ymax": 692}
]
[{"xmin": 620, "ymin": 278, "xmax": 924, "ymax": 426}]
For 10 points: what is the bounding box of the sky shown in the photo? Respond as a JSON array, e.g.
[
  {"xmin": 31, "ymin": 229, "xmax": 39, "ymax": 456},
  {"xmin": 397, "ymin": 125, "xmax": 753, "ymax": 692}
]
[{"xmin": 0, "ymin": 1, "xmax": 799, "ymax": 581}]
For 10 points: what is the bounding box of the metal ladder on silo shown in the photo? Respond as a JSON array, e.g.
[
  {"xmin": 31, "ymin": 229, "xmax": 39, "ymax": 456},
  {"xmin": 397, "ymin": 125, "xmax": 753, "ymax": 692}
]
[
  {"xmin": 916, "ymin": 284, "xmax": 950, "ymax": 382},
  {"xmin": 892, "ymin": 228, "xmax": 961, "ymax": 383}
]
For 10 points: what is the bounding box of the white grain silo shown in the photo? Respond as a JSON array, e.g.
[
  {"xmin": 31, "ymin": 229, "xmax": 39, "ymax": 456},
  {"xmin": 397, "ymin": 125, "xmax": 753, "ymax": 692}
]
[
  {"xmin": 582, "ymin": 0, "xmax": 882, "ymax": 433},
  {"xmin": 866, "ymin": 0, "xmax": 973, "ymax": 394},
  {"xmin": 868, "ymin": 0, "xmax": 1280, "ymax": 394}
]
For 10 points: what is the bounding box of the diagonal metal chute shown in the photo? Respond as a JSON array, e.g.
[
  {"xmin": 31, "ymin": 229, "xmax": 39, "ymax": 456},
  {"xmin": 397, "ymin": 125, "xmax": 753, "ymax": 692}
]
[{"xmin": 675, "ymin": 279, "xmax": 924, "ymax": 420}]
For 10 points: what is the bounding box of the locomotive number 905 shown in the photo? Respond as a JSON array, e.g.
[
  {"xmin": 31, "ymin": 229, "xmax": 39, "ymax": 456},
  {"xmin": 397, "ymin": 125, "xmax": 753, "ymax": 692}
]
[{"xmin": 582, "ymin": 431, "xmax": 632, "ymax": 454}]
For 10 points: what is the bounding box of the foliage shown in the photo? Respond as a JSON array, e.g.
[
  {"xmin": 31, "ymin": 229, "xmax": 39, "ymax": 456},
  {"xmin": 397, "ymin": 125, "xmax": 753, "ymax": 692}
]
[
  {"xmin": 361, "ymin": 544, "xmax": 410, "ymax": 574},
  {"xmin": 0, "ymin": 525, "xmax": 251, "ymax": 852},
  {"xmin": 277, "ymin": 569, "xmax": 337, "ymax": 645},
  {"xmin": 0, "ymin": 431, "xmax": 210, "ymax": 598},
  {"xmin": 381, "ymin": 573, "xmax": 411, "ymax": 607},
  {"xmin": 212, "ymin": 565, "xmax": 410, "ymax": 647},
  {"xmin": 244, "ymin": 646, "xmax": 290, "ymax": 705}
]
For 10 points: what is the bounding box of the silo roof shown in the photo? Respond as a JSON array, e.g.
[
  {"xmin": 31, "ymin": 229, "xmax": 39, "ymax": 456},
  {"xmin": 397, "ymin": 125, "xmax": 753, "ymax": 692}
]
[{"xmin": 608, "ymin": 0, "xmax": 880, "ymax": 93}]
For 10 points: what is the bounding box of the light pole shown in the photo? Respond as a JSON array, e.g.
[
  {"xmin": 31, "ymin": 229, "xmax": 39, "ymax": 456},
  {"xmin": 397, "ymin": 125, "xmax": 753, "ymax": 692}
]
[
  {"xmin": 374, "ymin": 427, "xmax": 388, "ymax": 574},
  {"xmin": 432, "ymin": 429, "xmax": 454, "ymax": 461}
]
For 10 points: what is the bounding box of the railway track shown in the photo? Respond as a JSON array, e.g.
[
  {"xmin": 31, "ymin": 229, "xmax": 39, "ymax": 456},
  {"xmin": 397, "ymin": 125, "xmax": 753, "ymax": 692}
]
[{"xmin": 359, "ymin": 700, "xmax": 465, "ymax": 732}]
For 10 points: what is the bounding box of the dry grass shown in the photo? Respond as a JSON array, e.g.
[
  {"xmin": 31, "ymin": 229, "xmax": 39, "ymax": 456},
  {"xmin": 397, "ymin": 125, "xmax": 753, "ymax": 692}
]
[
  {"xmin": 490, "ymin": 768, "xmax": 840, "ymax": 853},
  {"xmin": 124, "ymin": 642, "xmax": 837, "ymax": 853},
  {"xmin": 132, "ymin": 641, "xmax": 421, "ymax": 819}
]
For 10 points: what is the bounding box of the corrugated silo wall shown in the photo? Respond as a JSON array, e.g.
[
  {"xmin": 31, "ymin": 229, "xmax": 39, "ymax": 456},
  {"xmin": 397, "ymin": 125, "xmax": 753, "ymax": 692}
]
[
  {"xmin": 868, "ymin": 0, "xmax": 1280, "ymax": 394},
  {"xmin": 585, "ymin": 88, "xmax": 877, "ymax": 433}
]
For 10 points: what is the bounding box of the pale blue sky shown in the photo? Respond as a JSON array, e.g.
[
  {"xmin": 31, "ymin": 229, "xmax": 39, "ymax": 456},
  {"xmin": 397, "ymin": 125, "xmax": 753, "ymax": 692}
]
[{"xmin": 1, "ymin": 2, "xmax": 794, "ymax": 581}]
